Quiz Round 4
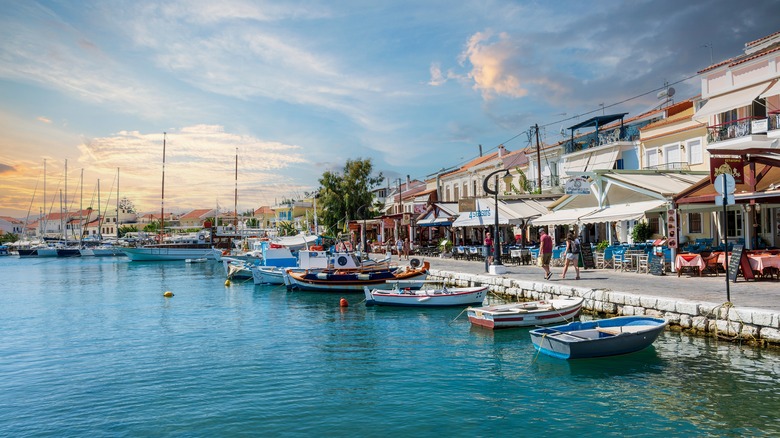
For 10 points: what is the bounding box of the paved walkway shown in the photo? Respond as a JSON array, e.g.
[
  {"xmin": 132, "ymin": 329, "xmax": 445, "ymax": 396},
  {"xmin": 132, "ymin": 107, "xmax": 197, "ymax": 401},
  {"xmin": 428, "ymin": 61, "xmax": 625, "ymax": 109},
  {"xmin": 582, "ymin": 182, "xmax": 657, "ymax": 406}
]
[{"xmin": 404, "ymin": 255, "xmax": 779, "ymax": 312}]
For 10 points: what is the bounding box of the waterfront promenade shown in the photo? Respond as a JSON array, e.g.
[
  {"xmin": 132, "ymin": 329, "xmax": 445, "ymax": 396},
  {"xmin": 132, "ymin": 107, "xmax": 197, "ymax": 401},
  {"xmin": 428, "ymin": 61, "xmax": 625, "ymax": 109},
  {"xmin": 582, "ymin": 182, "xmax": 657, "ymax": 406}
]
[
  {"xmin": 420, "ymin": 255, "xmax": 779, "ymax": 312},
  {"xmin": 407, "ymin": 254, "xmax": 780, "ymax": 346}
]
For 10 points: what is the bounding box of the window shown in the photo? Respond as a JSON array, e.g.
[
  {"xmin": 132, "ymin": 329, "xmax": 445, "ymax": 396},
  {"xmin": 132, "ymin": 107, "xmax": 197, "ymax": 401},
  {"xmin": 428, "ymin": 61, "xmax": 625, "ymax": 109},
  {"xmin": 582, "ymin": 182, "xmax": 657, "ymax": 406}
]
[
  {"xmin": 687, "ymin": 212, "xmax": 702, "ymax": 234},
  {"xmin": 726, "ymin": 210, "xmax": 743, "ymax": 238},
  {"xmin": 646, "ymin": 149, "xmax": 658, "ymax": 168},
  {"xmin": 453, "ymin": 186, "xmax": 459, "ymax": 202},
  {"xmin": 687, "ymin": 139, "xmax": 702, "ymax": 165},
  {"xmin": 648, "ymin": 217, "xmax": 660, "ymax": 234}
]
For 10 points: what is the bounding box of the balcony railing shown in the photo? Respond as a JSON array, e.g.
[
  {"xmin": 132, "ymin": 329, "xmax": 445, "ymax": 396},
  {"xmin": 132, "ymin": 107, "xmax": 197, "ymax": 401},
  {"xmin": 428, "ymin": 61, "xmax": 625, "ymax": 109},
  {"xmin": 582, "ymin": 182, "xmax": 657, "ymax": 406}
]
[
  {"xmin": 562, "ymin": 123, "xmax": 645, "ymax": 154},
  {"xmin": 643, "ymin": 162, "xmax": 691, "ymax": 171},
  {"xmin": 528, "ymin": 175, "xmax": 561, "ymax": 192},
  {"xmin": 769, "ymin": 113, "xmax": 780, "ymax": 131},
  {"xmin": 707, "ymin": 116, "xmax": 765, "ymax": 143}
]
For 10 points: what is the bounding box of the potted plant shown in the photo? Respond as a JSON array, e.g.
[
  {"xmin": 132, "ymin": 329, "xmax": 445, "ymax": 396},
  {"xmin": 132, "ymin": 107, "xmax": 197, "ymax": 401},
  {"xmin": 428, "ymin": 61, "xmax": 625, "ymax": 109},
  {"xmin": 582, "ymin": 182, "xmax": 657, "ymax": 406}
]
[
  {"xmin": 595, "ymin": 240, "xmax": 609, "ymax": 253},
  {"xmin": 438, "ymin": 238, "xmax": 453, "ymax": 257}
]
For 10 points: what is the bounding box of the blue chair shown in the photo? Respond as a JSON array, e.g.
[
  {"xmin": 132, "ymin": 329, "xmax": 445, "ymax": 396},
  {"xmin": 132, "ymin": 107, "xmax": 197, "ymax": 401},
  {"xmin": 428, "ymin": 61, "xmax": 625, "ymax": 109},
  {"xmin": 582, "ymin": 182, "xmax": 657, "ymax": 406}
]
[{"xmin": 612, "ymin": 247, "xmax": 627, "ymax": 271}]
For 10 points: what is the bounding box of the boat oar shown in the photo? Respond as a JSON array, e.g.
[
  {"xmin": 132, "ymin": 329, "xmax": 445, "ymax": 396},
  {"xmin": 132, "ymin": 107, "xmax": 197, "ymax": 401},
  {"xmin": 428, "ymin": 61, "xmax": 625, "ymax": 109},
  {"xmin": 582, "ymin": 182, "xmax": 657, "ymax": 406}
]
[{"xmin": 537, "ymin": 326, "xmax": 589, "ymax": 340}]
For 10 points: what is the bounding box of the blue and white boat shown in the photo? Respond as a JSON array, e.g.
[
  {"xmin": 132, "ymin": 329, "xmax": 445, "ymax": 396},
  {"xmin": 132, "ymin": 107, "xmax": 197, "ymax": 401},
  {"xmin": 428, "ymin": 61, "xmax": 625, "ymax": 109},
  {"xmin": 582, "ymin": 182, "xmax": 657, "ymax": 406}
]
[{"xmin": 529, "ymin": 315, "xmax": 667, "ymax": 359}]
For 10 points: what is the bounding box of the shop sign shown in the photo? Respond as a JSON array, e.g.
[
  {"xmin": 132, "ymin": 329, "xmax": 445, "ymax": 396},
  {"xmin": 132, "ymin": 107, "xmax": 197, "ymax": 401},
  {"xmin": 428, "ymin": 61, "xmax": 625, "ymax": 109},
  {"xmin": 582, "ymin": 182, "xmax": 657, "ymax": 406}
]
[{"xmin": 709, "ymin": 157, "xmax": 744, "ymax": 184}]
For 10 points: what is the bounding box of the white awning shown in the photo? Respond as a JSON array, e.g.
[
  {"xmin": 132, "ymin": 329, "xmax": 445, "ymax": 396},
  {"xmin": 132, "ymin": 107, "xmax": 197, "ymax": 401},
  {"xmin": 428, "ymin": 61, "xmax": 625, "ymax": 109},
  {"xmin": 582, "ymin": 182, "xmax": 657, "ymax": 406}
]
[
  {"xmin": 579, "ymin": 200, "xmax": 665, "ymax": 224},
  {"xmin": 759, "ymin": 79, "xmax": 780, "ymax": 99},
  {"xmin": 694, "ymin": 81, "xmax": 775, "ymax": 122},
  {"xmin": 530, "ymin": 207, "xmax": 599, "ymax": 227},
  {"xmin": 503, "ymin": 199, "xmax": 552, "ymax": 220},
  {"xmin": 563, "ymin": 155, "xmax": 590, "ymax": 177},
  {"xmin": 586, "ymin": 146, "xmax": 619, "ymax": 171},
  {"xmin": 416, "ymin": 210, "xmax": 453, "ymax": 226},
  {"xmin": 451, "ymin": 199, "xmax": 520, "ymax": 227}
]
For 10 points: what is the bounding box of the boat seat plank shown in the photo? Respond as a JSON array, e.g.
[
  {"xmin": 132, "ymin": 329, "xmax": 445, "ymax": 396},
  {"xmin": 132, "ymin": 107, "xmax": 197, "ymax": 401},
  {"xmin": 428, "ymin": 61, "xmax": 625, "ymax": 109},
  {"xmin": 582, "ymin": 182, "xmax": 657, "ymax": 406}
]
[{"xmin": 596, "ymin": 325, "xmax": 658, "ymax": 335}]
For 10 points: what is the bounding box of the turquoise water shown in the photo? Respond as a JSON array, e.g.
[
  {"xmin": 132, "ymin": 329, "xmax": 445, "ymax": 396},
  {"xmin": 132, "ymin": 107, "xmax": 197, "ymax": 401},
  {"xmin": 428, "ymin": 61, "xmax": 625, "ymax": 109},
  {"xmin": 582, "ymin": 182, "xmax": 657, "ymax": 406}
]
[{"xmin": 1, "ymin": 257, "xmax": 779, "ymax": 437}]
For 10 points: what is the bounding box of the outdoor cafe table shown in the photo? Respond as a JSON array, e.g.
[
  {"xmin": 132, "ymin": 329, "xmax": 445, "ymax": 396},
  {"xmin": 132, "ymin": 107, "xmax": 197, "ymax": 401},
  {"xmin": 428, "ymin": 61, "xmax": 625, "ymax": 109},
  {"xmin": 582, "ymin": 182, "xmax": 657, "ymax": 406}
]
[
  {"xmin": 510, "ymin": 248, "xmax": 531, "ymax": 265},
  {"xmin": 676, "ymin": 253, "xmax": 705, "ymax": 277},
  {"xmin": 716, "ymin": 252, "xmax": 780, "ymax": 276},
  {"xmin": 624, "ymin": 250, "xmax": 646, "ymax": 273}
]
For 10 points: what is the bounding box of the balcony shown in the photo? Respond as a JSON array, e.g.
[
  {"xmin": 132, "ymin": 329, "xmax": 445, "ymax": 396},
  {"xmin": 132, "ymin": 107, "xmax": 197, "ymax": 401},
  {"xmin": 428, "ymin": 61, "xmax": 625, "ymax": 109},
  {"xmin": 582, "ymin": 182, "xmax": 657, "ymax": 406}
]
[
  {"xmin": 528, "ymin": 175, "xmax": 561, "ymax": 193},
  {"xmin": 562, "ymin": 124, "xmax": 644, "ymax": 155},
  {"xmin": 707, "ymin": 116, "xmax": 767, "ymax": 143}
]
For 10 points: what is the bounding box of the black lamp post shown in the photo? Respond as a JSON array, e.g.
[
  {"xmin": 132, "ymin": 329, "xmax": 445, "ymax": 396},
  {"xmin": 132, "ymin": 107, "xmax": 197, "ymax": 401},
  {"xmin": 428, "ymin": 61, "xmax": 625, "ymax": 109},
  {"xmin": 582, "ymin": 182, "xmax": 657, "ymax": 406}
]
[
  {"xmin": 357, "ymin": 204, "xmax": 369, "ymax": 258},
  {"xmin": 483, "ymin": 169, "xmax": 512, "ymax": 273}
]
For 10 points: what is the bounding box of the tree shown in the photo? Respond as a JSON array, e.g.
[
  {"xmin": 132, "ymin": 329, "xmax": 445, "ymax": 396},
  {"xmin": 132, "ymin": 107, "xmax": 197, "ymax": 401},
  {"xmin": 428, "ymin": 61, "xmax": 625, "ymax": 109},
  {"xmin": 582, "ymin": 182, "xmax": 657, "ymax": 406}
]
[
  {"xmin": 118, "ymin": 225, "xmax": 137, "ymax": 238},
  {"xmin": 318, "ymin": 158, "xmax": 383, "ymax": 234},
  {"xmin": 119, "ymin": 197, "xmax": 136, "ymax": 213}
]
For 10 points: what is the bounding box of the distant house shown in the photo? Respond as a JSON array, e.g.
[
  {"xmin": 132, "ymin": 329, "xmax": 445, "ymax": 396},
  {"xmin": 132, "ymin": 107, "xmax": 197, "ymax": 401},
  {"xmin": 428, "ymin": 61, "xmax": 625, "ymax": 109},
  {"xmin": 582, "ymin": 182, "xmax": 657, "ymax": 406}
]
[
  {"xmin": 253, "ymin": 206, "xmax": 275, "ymax": 229},
  {"xmin": 0, "ymin": 216, "xmax": 24, "ymax": 236},
  {"xmin": 178, "ymin": 209, "xmax": 215, "ymax": 229}
]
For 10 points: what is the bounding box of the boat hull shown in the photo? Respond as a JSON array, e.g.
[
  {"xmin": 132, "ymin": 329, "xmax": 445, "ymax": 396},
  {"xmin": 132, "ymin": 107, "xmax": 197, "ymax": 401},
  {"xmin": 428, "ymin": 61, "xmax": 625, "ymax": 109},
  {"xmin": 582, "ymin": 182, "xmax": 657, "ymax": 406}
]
[
  {"xmin": 252, "ymin": 266, "xmax": 286, "ymax": 285},
  {"xmin": 123, "ymin": 246, "xmax": 222, "ymax": 261},
  {"xmin": 365, "ymin": 286, "xmax": 487, "ymax": 307},
  {"xmin": 467, "ymin": 297, "xmax": 584, "ymax": 329},
  {"xmin": 529, "ymin": 316, "xmax": 667, "ymax": 359},
  {"xmin": 287, "ymin": 263, "xmax": 429, "ymax": 293}
]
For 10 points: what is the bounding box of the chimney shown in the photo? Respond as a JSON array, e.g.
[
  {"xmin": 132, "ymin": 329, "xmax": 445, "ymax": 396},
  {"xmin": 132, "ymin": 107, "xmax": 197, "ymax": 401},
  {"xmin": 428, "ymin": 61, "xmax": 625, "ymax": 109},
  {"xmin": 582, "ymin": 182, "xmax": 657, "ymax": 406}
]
[
  {"xmin": 498, "ymin": 144, "xmax": 505, "ymax": 158},
  {"xmin": 406, "ymin": 175, "xmax": 410, "ymax": 190}
]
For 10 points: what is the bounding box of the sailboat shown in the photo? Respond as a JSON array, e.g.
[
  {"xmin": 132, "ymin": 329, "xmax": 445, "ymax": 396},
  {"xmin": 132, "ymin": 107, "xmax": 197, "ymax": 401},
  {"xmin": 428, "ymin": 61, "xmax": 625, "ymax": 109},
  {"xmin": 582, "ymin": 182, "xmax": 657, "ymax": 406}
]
[
  {"xmin": 80, "ymin": 172, "xmax": 125, "ymax": 257},
  {"xmin": 122, "ymin": 133, "xmax": 221, "ymax": 261}
]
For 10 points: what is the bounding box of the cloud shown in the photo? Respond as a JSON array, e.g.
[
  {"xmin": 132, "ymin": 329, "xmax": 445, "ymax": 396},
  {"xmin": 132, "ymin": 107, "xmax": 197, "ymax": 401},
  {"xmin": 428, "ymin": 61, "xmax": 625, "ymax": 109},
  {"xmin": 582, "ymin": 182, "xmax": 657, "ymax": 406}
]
[
  {"xmin": 459, "ymin": 30, "xmax": 528, "ymax": 100},
  {"xmin": 36, "ymin": 116, "xmax": 51, "ymax": 124},
  {"xmin": 76, "ymin": 125, "xmax": 308, "ymax": 212},
  {"xmin": 0, "ymin": 163, "xmax": 15, "ymax": 174}
]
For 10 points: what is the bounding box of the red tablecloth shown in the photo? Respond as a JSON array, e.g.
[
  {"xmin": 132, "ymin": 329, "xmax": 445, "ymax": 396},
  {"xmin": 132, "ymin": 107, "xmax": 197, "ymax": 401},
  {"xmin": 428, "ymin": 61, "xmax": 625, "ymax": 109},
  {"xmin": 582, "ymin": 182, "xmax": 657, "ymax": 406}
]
[
  {"xmin": 748, "ymin": 255, "xmax": 780, "ymax": 274},
  {"xmin": 676, "ymin": 254, "xmax": 705, "ymax": 271}
]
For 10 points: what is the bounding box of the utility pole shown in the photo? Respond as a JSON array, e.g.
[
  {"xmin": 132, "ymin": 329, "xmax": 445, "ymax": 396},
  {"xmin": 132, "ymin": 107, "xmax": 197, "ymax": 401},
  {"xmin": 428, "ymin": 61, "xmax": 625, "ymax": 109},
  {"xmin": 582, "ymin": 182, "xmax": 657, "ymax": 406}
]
[{"xmin": 535, "ymin": 124, "xmax": 542, "ymax": 192}]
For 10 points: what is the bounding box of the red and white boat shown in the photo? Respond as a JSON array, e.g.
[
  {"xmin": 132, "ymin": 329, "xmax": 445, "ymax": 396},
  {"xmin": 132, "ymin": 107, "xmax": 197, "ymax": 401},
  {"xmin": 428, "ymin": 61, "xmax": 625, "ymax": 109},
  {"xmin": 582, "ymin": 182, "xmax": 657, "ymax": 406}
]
[
  {"xmin": 364, "ymin": 284, "xmax": 487, "ymax": 307},
  {"xmin": 467, "ymin": 297, "xmax": 584, "ymax": 329}
]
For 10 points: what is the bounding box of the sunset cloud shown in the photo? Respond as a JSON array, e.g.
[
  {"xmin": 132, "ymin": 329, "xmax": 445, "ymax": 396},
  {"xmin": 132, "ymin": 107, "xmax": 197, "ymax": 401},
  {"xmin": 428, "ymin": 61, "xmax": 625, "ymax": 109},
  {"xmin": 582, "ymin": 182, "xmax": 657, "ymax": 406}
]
[{"xmin": 459, "ymin": 30, "xmax": 528, "ymax": 100}]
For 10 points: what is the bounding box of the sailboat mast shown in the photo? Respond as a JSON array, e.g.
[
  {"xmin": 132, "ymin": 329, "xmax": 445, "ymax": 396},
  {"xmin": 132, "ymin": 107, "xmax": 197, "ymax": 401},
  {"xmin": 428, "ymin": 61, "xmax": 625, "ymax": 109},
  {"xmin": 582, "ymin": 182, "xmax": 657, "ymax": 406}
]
[
  {"xmin": 160, "ymin": 132, "xmax": 166, "ymax": 242},
  {"xmin": 116, "ymin": 167, "xmax": 120, "ymax": 239},
  {"xmin": 79, "ymin": 169, "xmax": 83, "ymax": 245},
  {"xmin": 64, "ymin": 159, "xmax": 68, "ymax": 241},
  {"xmin": 42, "ymin": 159, "xmax": 46, "ymax": 237},
  {"xmin": 97, "ymin": 179, "xmax": 101, "ymax": 240},
  {"xmin": 234, "ymin": 147, "xmax": 238, "ymax": 229}
]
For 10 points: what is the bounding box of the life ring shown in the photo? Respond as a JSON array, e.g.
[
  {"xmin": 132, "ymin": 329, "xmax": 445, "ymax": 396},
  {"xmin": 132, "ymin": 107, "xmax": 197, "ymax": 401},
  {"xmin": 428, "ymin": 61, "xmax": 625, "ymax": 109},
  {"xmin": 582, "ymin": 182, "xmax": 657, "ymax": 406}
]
[
  {"xmin": 310, "ymin": 245, "xmax": 323, "ymax": 251},
  {"xmin": 198, "ymin": 235, "xmax": 205, "ymax": 242},
  {"xmin": 409, "ymin": 258, "xmax": 421, "ymax": 268},
  {"xmin": 337, "ymin": 256, "xmax": 349, "ymax": 267}
]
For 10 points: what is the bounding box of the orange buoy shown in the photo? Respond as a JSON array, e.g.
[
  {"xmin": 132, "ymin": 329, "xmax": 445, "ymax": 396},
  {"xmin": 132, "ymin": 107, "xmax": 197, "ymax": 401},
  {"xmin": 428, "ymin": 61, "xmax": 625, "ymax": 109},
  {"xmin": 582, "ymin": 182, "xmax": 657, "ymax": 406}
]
[{"xmin": 339, "ymin": 297, "xmax": 349, "ymax": 307}]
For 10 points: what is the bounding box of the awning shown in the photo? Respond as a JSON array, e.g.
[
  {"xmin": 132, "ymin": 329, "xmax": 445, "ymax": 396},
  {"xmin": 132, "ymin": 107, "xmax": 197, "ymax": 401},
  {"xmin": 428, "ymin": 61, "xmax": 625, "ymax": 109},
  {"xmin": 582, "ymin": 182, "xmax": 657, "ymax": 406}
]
[
  {"xmin": 503, "ymin": 199, "xmax": 552, "ymax": 220},
  {"xmin": 451, "ymin": 198, "xmax": 520, "ymax": 227},
  {"xmin": 587, "ymin": 146, "xmax": 619, "ymax": 171},
  {"xmin": 563, "ymin": 146, "xmax": 619, "ymax": 177},
  {"xmin": 416, "ymin": 210, "xmax": 453, "ymax": 227},
  {"xmin": 530, "ymin": 207, "xmax": 599, "ymax": 227},
  {"xmin": 693, "ymin": 81, "xmax": 775, "ymax": 122},
  {"xmin": 579, "ymin": 200, "xmax": 665, "ymax": 224},
  {"xmin": 759, "ymin": 79, "xmax": 780, "ymax": 99}
]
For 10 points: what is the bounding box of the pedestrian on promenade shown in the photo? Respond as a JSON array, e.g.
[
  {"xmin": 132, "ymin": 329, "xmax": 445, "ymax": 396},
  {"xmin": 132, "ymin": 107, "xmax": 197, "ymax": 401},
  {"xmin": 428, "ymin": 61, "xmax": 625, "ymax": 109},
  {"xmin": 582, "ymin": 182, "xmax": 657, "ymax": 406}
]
[
  {"xmin": 402, "ymin": 238, "xmax": 410, "ymax": 260},
  {"xmin": 396, "ymin": 238, "xmax": 403, "ymax": 260},
  {"xmin": 484, "ymin": 232, "xmax": 493, "ymax": 264},
  {"xmin": 538, "ymin": 227, "xmax": 553, "ymax": 280},
  {"xmin": 561, "ymin": 231, "xmax": 581, "ymax": 280}
]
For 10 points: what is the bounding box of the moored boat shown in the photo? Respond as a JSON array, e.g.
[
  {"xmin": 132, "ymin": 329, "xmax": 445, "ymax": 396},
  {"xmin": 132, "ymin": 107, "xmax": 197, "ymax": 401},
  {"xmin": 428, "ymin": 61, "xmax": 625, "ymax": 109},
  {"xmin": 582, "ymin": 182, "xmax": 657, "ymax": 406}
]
[
  {"xmin": 286, "ymin": 260, "xmax": 430, "ymax": 293},
  {"xmin": 364, "ymin": 283, "xmax": 487, "ymax": 307},
  {"xmin": 122, "ymin": 245, "xmax": 222, "ymax": 261},
  {"xmin": 529, "ymin": 315, "xmax": 667, "ymax": 360},
  {"xmin": 467, "ymin": 297, "xmax": 584, "ymax": 329}
]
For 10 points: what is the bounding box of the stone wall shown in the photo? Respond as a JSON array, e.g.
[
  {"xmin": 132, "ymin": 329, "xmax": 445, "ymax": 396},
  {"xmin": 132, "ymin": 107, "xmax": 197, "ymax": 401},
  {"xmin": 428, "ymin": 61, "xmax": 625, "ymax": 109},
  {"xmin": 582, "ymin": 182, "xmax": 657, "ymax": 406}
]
[{"xmin": 431, "ymin": 269, "xmax": 780, "ymax": 348}]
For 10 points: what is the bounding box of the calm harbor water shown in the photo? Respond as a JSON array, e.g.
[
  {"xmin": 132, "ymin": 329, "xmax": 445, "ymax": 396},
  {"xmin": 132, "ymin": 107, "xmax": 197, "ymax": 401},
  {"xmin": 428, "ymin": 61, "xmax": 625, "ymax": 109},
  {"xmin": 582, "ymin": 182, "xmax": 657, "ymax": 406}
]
[{"xmin": 1, "ymin": 256, "xmax": 779, "ymax": 437}]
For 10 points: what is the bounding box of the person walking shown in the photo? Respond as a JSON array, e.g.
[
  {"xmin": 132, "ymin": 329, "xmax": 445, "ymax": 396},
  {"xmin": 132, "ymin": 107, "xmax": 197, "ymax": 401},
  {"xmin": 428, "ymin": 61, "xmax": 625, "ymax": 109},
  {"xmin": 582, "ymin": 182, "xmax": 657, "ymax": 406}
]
[
  {"xmin": 402, "ymin": 238, "xmax": 410, "ymax": 260},
  {"xmin": 484, "ymin": 232, "xmax": 493, "ymax": 264},
  {"xmin": 538, "ymin": 228, "xmax": 553, "ymax": 280},
  {"xmin": 561, "ymin": 231, "xmax": 581, "ymax": 280},
  {"xmin": 396, "ymin": 238, "xmax": 404, "ymax": 261}
]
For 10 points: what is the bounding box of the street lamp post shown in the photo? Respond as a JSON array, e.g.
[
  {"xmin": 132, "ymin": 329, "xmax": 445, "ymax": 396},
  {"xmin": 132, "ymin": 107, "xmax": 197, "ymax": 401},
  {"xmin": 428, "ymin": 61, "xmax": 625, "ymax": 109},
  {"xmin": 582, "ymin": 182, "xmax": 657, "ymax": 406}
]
[
  {"xmin": 483, "ymin": 169, "xmax": 513, "ymax": 275},
  {"xmin": 357, "ymin": 204, "xmax": 369, "ymax": 259}
]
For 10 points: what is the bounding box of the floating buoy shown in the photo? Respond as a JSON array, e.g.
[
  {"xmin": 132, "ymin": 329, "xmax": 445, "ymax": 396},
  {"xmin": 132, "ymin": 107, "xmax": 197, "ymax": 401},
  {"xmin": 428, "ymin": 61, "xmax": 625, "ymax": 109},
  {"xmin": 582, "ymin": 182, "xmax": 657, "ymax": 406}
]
[
  {"xmin": 163, "ymin": 291, "xmax": 174, "ymax": 297},
  {"xmin": 225, "ymin": 279, "xmax": 231, "ymax": 287},
  {"xmin": 339, "ymin": 297, "xmax": 349, "ymax": 307}
]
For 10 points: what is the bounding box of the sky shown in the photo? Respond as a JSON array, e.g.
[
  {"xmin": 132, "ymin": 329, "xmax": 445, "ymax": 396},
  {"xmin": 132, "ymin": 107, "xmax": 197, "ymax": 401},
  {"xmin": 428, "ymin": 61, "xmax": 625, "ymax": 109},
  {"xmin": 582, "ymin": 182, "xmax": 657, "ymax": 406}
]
[{"xmin": 1, "ymin": 0, "xmax": 778, "ymax": 220}]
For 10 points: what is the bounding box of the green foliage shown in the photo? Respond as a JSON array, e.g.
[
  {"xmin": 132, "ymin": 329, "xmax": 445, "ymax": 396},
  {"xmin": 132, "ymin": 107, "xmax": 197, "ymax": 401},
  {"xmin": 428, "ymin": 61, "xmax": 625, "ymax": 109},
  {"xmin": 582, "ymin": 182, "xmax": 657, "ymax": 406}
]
[
  {"xmin": 596, "ymin": 240, "xmax": 609, "ymax": 252},
  {"xmin": 143, "ymin": 221, "xmax": 160, "ymax": 233},
  {"xmin": 118, "ymin": 225, "xmax": 137, "ymax": 238},
  {"xmin": 0, "ymin": 233, "xmax": 18, "ymax": 244},
  {"xmin": 317, "ymin": 158, "xmax": 383, "ymax": 234},
  {"xmin": 277, "ymin": 221, "xmax": 297, "ymax": 237},
  {"xmin": 631, "ymin": 221, "xmax": 653, "ymax": 243},
  {"xmin": 438, "ymin": 237, "xmax": 452, "ymax": 252}
]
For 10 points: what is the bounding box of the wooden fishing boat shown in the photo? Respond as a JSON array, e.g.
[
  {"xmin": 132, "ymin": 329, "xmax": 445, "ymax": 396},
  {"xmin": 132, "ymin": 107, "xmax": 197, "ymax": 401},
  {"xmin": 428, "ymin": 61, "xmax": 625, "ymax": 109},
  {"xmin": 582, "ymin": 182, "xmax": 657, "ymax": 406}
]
[
  {"xmin": 286, "ymin": 260, "xmax": 430, "ymax": 293},
  {"xmin": 364, "ymin": 283, "xmax": 487, "ymax": 307},
  {"xmin": 467, "ymin": 297, "xmax": 584, "ymax": 329},
  {"xmin": 529, "ymin": 315, "xmax": 667, "ymax": 359}
]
